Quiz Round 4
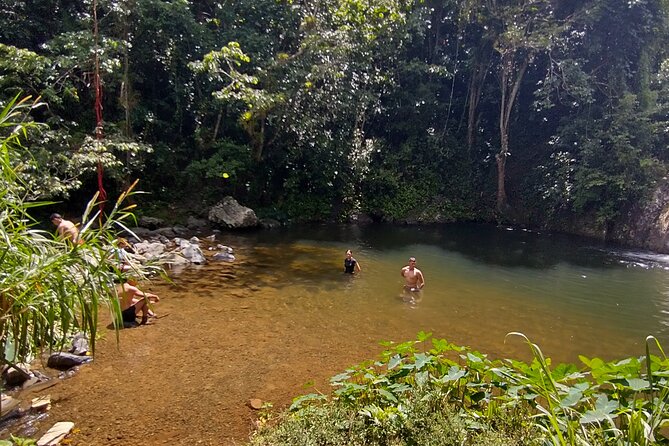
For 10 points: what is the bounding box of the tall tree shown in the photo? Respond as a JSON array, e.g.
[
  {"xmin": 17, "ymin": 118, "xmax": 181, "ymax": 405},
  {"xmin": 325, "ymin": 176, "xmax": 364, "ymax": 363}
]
[{"xmin": 484, "ymin": 0, "xmax": 560, "ymax": 212}]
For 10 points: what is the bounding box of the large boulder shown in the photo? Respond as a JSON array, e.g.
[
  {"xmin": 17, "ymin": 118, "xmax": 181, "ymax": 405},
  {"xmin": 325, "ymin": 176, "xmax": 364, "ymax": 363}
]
[
  {"xmin": 208, "ymin": 197, "xmax": 259, "ymax": 229},
  {"xmin": 610, "ymin": 180, "xmax": 669, "ymax": 253}
]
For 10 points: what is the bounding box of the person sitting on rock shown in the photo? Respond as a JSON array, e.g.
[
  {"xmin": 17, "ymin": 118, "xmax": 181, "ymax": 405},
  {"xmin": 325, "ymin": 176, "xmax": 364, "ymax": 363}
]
[{"xmin": 116, "ymin": 278, "xmax": 160, "ymax": 326}]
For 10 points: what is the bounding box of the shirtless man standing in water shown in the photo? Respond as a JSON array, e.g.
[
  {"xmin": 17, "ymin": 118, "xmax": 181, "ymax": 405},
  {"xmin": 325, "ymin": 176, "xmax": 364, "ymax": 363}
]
[{"xmin": 401, "ymin": 257, "xmax": 425, "ymax": 296}]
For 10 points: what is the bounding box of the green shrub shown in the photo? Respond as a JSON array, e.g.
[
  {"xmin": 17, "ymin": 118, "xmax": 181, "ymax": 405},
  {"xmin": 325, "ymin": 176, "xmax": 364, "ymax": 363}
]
[{"xmin": 249, "ymin": 332, "xmax": 669, "ymax": 446}]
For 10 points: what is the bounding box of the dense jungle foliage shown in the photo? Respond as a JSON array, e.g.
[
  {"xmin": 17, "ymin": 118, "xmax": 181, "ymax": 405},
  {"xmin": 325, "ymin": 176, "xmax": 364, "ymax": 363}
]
[{"xmin": 1, "ymin": 0, "xmax": 668, "ymax": 231}]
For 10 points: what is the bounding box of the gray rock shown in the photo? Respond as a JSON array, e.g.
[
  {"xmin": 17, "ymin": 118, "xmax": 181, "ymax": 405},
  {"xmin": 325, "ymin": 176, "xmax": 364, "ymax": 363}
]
[
  {"xmin": 155, "ymin": 227, "xmax": 177, "ymax": 238},
  {"xmin": 47, "ymin": 352, "xmax": 92, "ymax": 370},
  {"xmin": 139, "ymin": 216, "xmax": 165, "ymax": 229},
  {"xmin": 259, "ymin": 218, "xmax": 281, "ymax": 229},
  {"xmin": 68, "ymin": 332, "xmax": 89, "ymax": 356},
  {"xmin": 208, "ymin": 196, "xmax": 259, "ymax": 229},
  {"xmin": 187, "ymin": 216, "xmax": 209, "ymax": 230},
  {"xmin": 134, "ymin": 241, "xmax": 166, "ymax": 260},
  {"xmin": 609, "ymin": 180, "xmax": 669, "ymax": 252},
  {"xmin": 165, "ymin": 252, "xmax": 190, "ymax": 266},
  {"xmin": 126, "ymin": 227, "xmax": 152, "ymax": 240},
  {"xmin": 181, "ymin": 243, "xmax": 206, "ymax": 264},
  {"xmin": 173, "ymin": 225, "xmax": 189, "ymax": 236},
  {"xmin": 213, "ymin": 252, "xmax": 236, "ymax": 262}
]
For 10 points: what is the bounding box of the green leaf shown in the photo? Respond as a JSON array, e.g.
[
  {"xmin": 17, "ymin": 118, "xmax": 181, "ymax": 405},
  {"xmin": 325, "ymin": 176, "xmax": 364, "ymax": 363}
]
[
  {"xmin": 330, "ymin": 372, "xmax": 351, "ymax": 384},
  {"xmin": 414, "ymin": 353, "xmax": 430, "ymax": 370},
  {"xmin": 377, "ymin": 388, "xmax": 398, "ymax": 403},
  {"xmin": 440, "ymin": 365, "xmax": 466, "ymax": 383},
  {"xmin": 560, "ymin": 388, "xmax": 583, "ymax": 408},
  {"xmin": 626, "ymin": 378, "xmax": 649, "ymax": 391},
  {"xmin": 289, "ymin": 393, "xmax": 327, "ymax": 411},
  {"xmin": 416, "ymin": 331, "xmax": 431, "ymax": 342},
  {"xmin": 580, "ymin": 394, "xmax": 618, "ymax": 424},
  {"xmin": 387, "ymin": 354, "xmax": 402, "ymax": 370}
]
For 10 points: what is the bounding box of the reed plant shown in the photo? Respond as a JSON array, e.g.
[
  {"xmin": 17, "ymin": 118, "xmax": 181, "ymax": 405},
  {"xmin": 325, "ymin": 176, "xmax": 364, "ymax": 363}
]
[{"xmin": 0, "ymin": 95, "xmax": 152, "ymax": 381}]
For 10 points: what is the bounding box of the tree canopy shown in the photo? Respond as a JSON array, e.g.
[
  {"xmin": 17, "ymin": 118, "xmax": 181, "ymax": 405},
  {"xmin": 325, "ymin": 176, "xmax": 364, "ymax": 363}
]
[{"xmin": 1, "ymin": 0, "xmax": 668, "ymax": 232}]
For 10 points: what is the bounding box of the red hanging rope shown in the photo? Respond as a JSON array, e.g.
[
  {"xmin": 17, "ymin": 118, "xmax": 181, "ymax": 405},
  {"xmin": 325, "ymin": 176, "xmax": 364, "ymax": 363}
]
[{"xmin": 93, "ymin": 0, "xmax": 107, "ymax": 211}]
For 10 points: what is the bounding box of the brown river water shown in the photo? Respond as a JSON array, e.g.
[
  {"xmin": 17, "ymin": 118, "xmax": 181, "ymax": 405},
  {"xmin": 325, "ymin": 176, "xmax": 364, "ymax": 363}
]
[{"xmin": 5, "ymin": 223, "xmax": 669, "ymax": 445}]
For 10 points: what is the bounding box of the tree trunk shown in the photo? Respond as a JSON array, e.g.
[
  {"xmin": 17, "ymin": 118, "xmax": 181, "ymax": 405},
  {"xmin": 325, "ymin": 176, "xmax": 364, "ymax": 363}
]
[
  {"xmin": 466, "ymin": 50, "xmax": 491, "ymax": 150},
  {"xmin": 466, "ymin": 66, "xmax": 484, "ymax": 150},
  {"xmin": 495, "ymin": 53, "xmax": 529, "ymax": 212},
  {"xmin": 212, "ymin": 107, "xmax": 223, "ymax": 142},
  {"xmin": 496, "ymin": 138, "xmax": 508, "ymax": 212}
]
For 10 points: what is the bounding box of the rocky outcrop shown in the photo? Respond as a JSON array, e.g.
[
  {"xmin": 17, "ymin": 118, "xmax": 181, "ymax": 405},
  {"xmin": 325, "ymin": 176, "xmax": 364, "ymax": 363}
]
[
  {"xmin": 208, "ymin": 197, "xmax": 259, "ymax": 229},
  {"xmin": 610, "ymin": 181, "xmax": 669, "ymax": 253},
  {"xmin": 187, "ymin": 216, "xmax": 209, "ymax": 230}
]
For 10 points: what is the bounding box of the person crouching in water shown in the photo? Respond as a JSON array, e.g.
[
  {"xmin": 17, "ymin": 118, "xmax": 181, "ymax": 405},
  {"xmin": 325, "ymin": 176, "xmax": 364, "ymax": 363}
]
[
  {"xmin": 344, "ymin": 249, "xmax": 362, "ymax": 274},
  {"xmin": 117, "ymin": 278, "xmax": 160, "ymax": 326}
]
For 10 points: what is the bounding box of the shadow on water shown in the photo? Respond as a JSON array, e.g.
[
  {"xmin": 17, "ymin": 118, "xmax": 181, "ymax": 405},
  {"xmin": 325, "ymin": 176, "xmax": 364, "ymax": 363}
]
[{"xmin": 241, "ymin": 222, "xmax": 621, "ymax": 270}]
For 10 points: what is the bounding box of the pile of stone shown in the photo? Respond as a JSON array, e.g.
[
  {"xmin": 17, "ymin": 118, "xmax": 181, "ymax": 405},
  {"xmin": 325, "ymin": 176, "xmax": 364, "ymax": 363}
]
[{"xmin": 1, "ymin": 333, "xmax": 93, "ymax": 445}]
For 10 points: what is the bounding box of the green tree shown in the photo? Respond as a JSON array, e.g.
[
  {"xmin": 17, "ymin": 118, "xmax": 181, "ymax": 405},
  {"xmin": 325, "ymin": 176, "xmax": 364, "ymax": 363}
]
[{"xmin": 483, "ymin": 0, "xmax": 561, "ymax": 213}]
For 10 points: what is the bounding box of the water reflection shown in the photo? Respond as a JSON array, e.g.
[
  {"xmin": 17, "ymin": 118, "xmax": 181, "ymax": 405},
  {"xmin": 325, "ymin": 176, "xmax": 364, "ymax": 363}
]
[
  {"xmin": 212, "ymin": 223, "xmax": 669, "ymax": 362},
  {"xmin": 244, "ymin": 223, "xmax": 620, "ymax": 270}
]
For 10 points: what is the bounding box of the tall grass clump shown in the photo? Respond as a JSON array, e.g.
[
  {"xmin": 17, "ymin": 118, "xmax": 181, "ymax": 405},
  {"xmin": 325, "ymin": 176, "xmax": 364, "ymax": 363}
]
[
  {"xmin": 249, "ymin": 331, "xmax": 669, "ymax": 446},
  {"xmin": 0, "ymin": 95, "xmax": 151, "ymax": 375}
]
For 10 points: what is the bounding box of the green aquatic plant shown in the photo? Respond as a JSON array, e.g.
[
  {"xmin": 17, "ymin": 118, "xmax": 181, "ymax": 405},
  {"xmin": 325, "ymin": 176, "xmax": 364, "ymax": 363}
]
[{"xmin": 249, "ymin": 332, "xmax": 669, "ymax": 446}]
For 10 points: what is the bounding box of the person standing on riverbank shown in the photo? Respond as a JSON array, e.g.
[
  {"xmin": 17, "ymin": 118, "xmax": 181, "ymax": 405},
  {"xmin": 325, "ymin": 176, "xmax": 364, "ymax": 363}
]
[
  {"xmin": 344, "ymin": 249, "xmax": 362, "ymax": 274},
  {"xmin": 50, "ymin": 213, "xmax": 81, "ymax": 244}
]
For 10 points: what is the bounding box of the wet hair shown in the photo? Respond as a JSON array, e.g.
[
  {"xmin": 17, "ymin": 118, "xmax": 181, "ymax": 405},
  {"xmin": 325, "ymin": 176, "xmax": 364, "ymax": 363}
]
[
  {"xmin": 346, "ymin": 249, "xmax": 352, "ymax": 255},
  {"xmin": 409, "ymin": 257, "xmax": 416, "ymax": 262},
  {"xmin": 50, "ymin": 213, "xmax": 62, "ymax": 220}
]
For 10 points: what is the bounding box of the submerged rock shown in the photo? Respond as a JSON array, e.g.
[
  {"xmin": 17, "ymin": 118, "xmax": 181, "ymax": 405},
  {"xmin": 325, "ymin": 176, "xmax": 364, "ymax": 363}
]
[{"xmin": 212, "ymin": 252, "xmax": 235, "ymax": 262}]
